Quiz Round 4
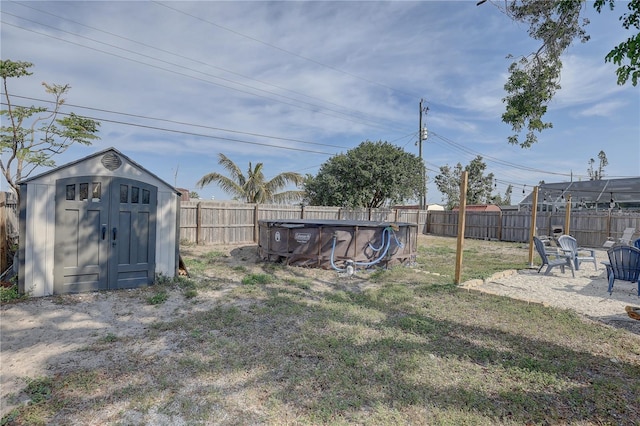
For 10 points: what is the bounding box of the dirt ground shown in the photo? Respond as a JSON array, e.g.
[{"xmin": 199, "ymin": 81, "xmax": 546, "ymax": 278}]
[{"xmin": 1, "ymin": 237, "xmax": 639, "ymax": 418}]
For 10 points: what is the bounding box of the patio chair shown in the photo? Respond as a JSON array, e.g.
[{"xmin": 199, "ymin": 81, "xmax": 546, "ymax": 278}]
[
  {"xmin": 633, "ymin": 238, "xmax": 640, "ymax": 250},
  {"xmin": 557, "ymin": 235, "xmax": 597, "ymax": 271},
  {"xmin": 603, "ymin": 227, "xmax": 637, "ymax": 248},
  {"xmin": 602, "ymin": 245, "xmax": 640, "ymax": 296},
  {"xmin": 533, "ymin": 236, "xmax": 575, "ymax": 277}
]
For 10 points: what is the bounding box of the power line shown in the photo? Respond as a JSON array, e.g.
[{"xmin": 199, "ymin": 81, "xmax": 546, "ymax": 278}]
[
  {"xmin": 153, "ymin": 1, "xmax": 425, "ymax": 102},
  {"xmin": 5, "ymin": 93, "xmax": 348, "ymax": 150},
  {"xmin": 5, "ymin": 94, "xmax": 610, "ymax": 192},
  {"xmin": 430, "ymin": 131, "xmax": 577, "ymax": 177},
  {"xmin": 3, "ymin": 2, "xmax": 430, "ymax": 134},
  {"xmin": 8, "ymin": 0, "xmax": 383, "ymax": 122},
  {"xmin": 4, "ymin": 2, "xmax": 634, "ymax": 194},
  {"xmin": 0, "ymin": 101, "xmax": 335, "ymax": 156},
  {"xmin": 0, "ymin": 17, "xmax": 407, "ymax": 134}
]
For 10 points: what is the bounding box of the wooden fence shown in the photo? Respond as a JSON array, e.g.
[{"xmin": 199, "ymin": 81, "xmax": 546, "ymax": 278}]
[
  {"xmin": 426, "ymin": 210, "xmax": 640, "ymax": 247},
  {"xmin": 1, "ymin": 192, "xmax": 18, "ymax": 274},
  {"xmin": 179, "ymin": 201, "xmax": 640, "ymax": 247}
]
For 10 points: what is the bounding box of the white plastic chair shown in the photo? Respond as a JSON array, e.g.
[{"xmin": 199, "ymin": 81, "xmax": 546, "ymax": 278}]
[
  {"xmin": 533, "ymin": 236, "xmax": 575, "ymax": 277},
  {"xmin": 557, "ymin": 235, "xmax": 597, "ymax": 271},
  {"xmin": 604, "ymin": 227, "xmax": 637, "ymax": 247}
]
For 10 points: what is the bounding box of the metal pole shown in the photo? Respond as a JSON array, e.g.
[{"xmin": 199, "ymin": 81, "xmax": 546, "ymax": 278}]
[{"xmin": 418, "ymin": 99, "xmax": 429, "ymax": 210}]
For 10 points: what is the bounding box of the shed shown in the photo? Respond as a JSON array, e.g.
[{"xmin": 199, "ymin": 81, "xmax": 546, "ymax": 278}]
[
  {"xmin": 452, "ymin": 204, "xmax": 501, "ymax": 212},
  {"xmin": 392, "ymin": 204, "xmax": 445, "ymax": 211},
  {"xmin": 17, "ymin": 147, "xmax": 181, "ymax": 297}
]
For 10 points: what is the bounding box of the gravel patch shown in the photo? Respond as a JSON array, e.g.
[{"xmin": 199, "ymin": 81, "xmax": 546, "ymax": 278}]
[{"xmin": 461, "ymin": 248, "xmax": 640, "ymax": 334}]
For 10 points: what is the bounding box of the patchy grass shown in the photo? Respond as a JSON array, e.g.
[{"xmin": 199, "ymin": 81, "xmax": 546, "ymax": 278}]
[
  {"xmin": 3, "ymin": 235, "xmax": 639, "ymax": 425},
  {"xmin": 0, "ymin": 283, "xmax": 27, "ymax": 304},
  {"xmin": 415, "ymin": 235, "xmax": 529, "ymax": 281},
  {"xmin": 146, "ymin": 290, "xmax": 169, "ymax": 305},
  {"xmin": 241, "ymin": 273, "xmax": 275, "ymax": 285}
]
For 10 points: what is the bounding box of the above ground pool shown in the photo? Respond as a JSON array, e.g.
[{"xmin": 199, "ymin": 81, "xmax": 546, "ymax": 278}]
[{"xmin": 258, "ymin": 219, "xmax": 418, "ymax": 272}]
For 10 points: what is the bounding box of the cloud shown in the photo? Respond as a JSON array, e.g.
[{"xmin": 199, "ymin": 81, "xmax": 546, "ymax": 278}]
[
  {"xmin": 2, "ymin": 1, "xmax": 638, "ymax": 202},
  {"xmin": 577, "ymin": 100, "xmax": 627, "ymax": 117},
  {"xmin": 553, "ymin": 54, "xmax": 625, "ymax": 107}
]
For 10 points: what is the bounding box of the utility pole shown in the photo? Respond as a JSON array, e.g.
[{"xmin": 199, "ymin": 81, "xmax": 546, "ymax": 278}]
[{"xmin": 418, "ymin": 99, "xmax": 429, "ymax": 209}]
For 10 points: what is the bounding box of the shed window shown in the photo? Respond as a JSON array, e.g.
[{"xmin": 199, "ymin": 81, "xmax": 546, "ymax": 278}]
[
  {"xmin": 142, "ymin": 189, "xmax": 150, "ymax": 204},
  {"xmin": 66, "ymin": 184, "xmax": 75, "ymax": 201},
  {"xmin": 80, "ymin": 183, "xmax": 89, "ymax": 201},
  {"xmin": 131, "ymin": 187, "xmax": 139, "ymax": 204},
  {"xmin": 92, "ymin": 182, "xmax": 101, "ymax": 201},
  {"xmin": 120, "ymin": 185, "xmax": 128, "ymax": 203}
]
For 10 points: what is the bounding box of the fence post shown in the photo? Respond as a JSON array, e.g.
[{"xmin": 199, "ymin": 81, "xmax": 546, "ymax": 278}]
[
  {"xmin": 528, "ymin": 187, "xmax": 539, "ymax": 267},
  {"xmin": 425, "ymin": 211, "xmax": 430, "ymax": 234},
  {"xmin": 254, "ymin": 204, "xmax": 260, "ymax": 243},
  {"xmin": 196, "ymin": 202, "xmax": 202, "ymax": 245},
  {"xmin": 0, "ymin": 192, "xmax": 6, "ymax": 274},
  {"xmin": 300, "ymin": 205, "xmax": 305, "ymax": 219},
  {"xmin": 454, "ymin": 171, "xmax": 468, "ymax": 284},
  {"xmin": 564, "ymin": 195, "xmax": 572, "ymax": 235}
]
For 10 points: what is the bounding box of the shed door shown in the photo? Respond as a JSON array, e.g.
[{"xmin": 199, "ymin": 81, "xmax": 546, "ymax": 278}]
[
  {"xmin": 54, "ymin": 176, "xmax": 157, "ymax": 294},
  {"xmin": 110, "ymin": 179, "xmax": 157, "ymax": 289}
]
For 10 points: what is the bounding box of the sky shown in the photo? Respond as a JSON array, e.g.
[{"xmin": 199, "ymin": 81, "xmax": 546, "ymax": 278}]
[{"xmin": 1, "ymin": 0, "xmax": 639, "ymax": 205}]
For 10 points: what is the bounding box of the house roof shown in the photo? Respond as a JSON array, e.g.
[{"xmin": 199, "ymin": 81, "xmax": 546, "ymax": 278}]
[
  {"xmin": 519, "ymin": 177, "xmax": 640, "ymax": 207},
  {"xmin": 19, "ymin": 147, "xmax": 180, "ymax": 195},
  {"xmin": 452, "ymin": 204, "xmax": 501, "ymax": 212}
]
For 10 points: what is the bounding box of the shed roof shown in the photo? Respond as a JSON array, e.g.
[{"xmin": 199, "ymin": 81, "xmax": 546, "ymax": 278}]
[
  {"xmin": 19, "ymin": 147, "xmax": 180, "ymax": 195},
  {"xmin": 452, "ymin": 204, "xmax": 501, "ymax": 212}
]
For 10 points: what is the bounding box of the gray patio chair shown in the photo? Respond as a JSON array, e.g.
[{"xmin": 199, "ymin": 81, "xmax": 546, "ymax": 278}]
[
  {"xmin": 533, "ymin": 236, "xmax": 575, "ymax": 277},
  {"xmin": 603, "ymin": 227, "xmax": 637, "ymax": 248},
  {"xmin": 602, "ymin": 245, "xmax": 640, "ymax": 296},
  {"xmin": 557, "ymin": 235, "xmax": 597, "ymax": 271},
  {"xmin": 619, "ymin": 228, "xmax": 638, "ymax": 245}
]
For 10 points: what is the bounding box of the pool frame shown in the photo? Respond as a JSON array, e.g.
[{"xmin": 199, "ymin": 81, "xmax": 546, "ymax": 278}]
[{"xmin": 258, "ymin": 219, "xmax": 418, "ymax": 269}]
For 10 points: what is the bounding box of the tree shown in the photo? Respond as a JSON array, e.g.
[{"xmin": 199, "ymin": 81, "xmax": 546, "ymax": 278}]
[
  {"xmin": 491, "ymin": 184, "xmax": 513, "ymax": 206},
  {"xmin": 1, "ymin": 60, "xmax": 100, "ymax": 201},
  {"xmin": 597, "ymin": 150, "xmax": 609, "ymax": 178},
  {"xmin": 503, "ymin": 184, "xmax": 513, "ymax": 205},
  {"xmin": 481, "ymin": 1, "xmax": 640, "ymax": 148},
  {"xmin": 189, "ymin": 190, "xmax": 200, "ymax": 199},
  {"xmin": 587, "ymin": 150, "xmax": 608, "ymax": 180},
  {"xmin": 304, "ymin": 140, "xmax": 424, "ymax": 208},
  {"xmin": 197, "ymin": 153, "xmax": 304, "ymax": 204},
  {"xmin": 434, "ymin": 156, "xmax": 495, "ymax": 209}
]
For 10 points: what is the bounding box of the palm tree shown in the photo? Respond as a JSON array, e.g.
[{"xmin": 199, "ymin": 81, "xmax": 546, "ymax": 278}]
[{"xmin": 197, "ymin": 153, "xmax": 305, "ymax": 204}]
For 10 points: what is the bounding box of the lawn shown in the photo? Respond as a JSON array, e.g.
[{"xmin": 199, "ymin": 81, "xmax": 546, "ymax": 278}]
[{"xmin": 2, "ymin": 235, "xmax": 639, "ymax": 425}]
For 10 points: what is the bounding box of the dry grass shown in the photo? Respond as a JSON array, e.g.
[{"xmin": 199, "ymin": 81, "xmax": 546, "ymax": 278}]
[{"xmin": 2, "ymin": 235, "xmax": 639, "ymax": 425}]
